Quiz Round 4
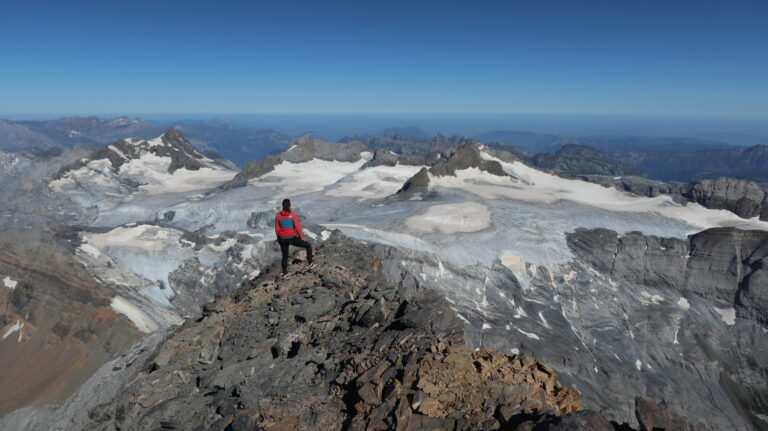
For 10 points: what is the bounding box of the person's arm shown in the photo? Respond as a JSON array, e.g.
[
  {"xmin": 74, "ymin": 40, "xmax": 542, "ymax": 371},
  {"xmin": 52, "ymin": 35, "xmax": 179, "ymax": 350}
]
[
  {"xmin": 293, "ymin": 213, "xmax": 303, "ymax": 239},
  {"xmin": 274, "ymin": 214, "xmax": 280, "ymax": 239}
]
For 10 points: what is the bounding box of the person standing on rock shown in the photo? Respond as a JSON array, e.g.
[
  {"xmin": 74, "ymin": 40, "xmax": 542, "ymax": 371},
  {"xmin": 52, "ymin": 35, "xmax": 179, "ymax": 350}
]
[{"xmin": 275, "ymin": 199, "xmax": 314, "ymax": 278}]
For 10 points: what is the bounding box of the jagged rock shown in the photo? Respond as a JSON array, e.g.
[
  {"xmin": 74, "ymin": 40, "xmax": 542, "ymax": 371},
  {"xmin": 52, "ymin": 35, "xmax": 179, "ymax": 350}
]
[
  {"xmin": 51, "ymin": 129, "xmax": 214, "ymax": 181},
  {"xmin": 429, "ymin": 143, "xmax": 507, "ymax": 177},
  {"xmin": 634, "ymin": 397, "xmax": 710, "ymax": 431},
  {"xmin": 396, "ymin": 143, "xmax": 511, "ymax": 198},
  {"xmin": 0, "ymin": 227, "xmax": 142, "ymax": 414},
  {"xmin": 567, "ymin": 227, "xmax": 768, "ymax": 325},
  {"xmin": 516, "ymin": 410, "xmax": 615, "ymax": 431},
  {"xmin": 363, "ymin": 148, "xmax": 444, "ymax": 169},
  {"xmin": 75, "ymin": 234, "xmax": 588, "ymax": 430},
  {"xmin": 222, "ymin": 135, "xmax": 369, "ymax": 189},
  {"xmin": 396, "ymin": 167, "xmax": 430, "ymax": 198},
  {"xmin": 687, "ymin": 177, "xmax": 767, "ymax": 219},
  {"xmin": 578, "ymin": 175, "xmax": 768, "ymax": 221}
]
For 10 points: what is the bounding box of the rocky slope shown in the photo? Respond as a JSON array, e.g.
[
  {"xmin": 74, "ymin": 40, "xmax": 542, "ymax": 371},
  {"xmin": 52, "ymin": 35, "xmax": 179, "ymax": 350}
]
[
  {"xmin": 2, "ymin": 233, "xmax": 711, "ymax": 431},
  {"xmin": 222, "ymin": 135, "xmax": 369, "ymax": 189},
  {"xmin": 567, "ymin": 227, "xmax": 768, "ymax": 325},
  {"xmin": 582, "ymin": 175, "xmax": 768, "ymax": 221},
  {"xmin": 397, "ymin": 143, "xmax": 512, "ymax": 198},
  {"xmin": 0, "ymin": 226, "xmax": 142, "ymax": 415}
]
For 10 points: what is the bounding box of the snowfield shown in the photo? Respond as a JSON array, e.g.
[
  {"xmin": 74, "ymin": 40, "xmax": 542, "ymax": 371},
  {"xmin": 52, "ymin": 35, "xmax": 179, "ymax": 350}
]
[{"xmin": 110, "ymin": 295, "xmax": 159, "ymax": 333}]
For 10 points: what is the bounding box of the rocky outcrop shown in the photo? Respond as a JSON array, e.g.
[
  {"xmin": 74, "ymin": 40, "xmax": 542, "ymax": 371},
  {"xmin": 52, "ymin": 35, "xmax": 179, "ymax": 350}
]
[
  {"xmin": 580, "ymin": 175, "xmax": 768, "ymax": 221},
  {"xmin": 51, "ymin": 129, "xmax": 218, "ymax": 182},
  {"xmin": 634, "ymin": 396, "xmax": 710, "ymax": 431},
  {"xmin": 566, "ymin": 227, "xmax": 768, "ymax": 325},
  {"xmin": 222, "ymin": 135, "xmax": 369, "ymax": 190},
  {"xmin": 81, "ymin": 233, "xmax": 592, "ymax": 431},
  {"xmin": 396, "ymin": 143, "xmax": 511, "ymax": 198},
  {"xmin": 688, "ymin": 177, "xmax": 767, "ymax": 219},
  {"xmin": 396, "ymin": 167, "xmax": 431, "ymax": 197},
  {"xmin": 0, "ymin": 226, "xmax": 142, "ymax": 415},
  {"xmin": 362, "ymin": 148, "xmax": 447, "ymax": 169},
  {"xmin": 429, "ymin": 143, "xmax": 507, "ymax": 177}
]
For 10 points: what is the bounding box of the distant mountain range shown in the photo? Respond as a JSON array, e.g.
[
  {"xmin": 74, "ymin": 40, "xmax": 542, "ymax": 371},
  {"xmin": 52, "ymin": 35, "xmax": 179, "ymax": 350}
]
[
  {"xmin": 2, "ymin": 116, "xmax": 768, "ymax": 183},
  {"xmin": 0, "ymin": 116, "xmax": 291, "ymax": 167}
]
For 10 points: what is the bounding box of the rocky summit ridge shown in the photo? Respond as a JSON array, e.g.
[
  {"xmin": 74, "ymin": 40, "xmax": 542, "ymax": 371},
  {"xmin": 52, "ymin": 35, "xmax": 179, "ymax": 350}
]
[{"xmin": 8, "ymin": 233, "xmax": 700, "ymax": 431}]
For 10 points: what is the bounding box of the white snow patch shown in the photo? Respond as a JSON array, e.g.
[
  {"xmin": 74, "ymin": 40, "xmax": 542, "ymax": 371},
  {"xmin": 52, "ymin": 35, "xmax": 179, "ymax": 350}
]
[
  {"xmin": 254, "ymin": 157, "xmax": 370, "ymax": 195},
  {"xmin": 677, "ymin": 297, "xmax": 690, "ymax": 310},
  {"xmin": 510, "ymin": 348, "xmax": 520, "ymax": 355},
  {"xmin": 303, "ymin": 229, "xmax": 318, "ymax": 240},
  {"xmin": 482, "ymin": 323, "xmax": 492, "ymax": 330},
  {"xmin": 207, "ymin": 238, "xmax": 237, "ymax": 252},
  {"xmin": 635, "ymin": 360, "xmax": 642, "ymax": 371},
  {"xmin": 714, "ymin": 307, "xmax": 736, "ymax": 325},
  {"xmin": 110, "ymin": 296, "xmax": 160, "ymax": 333},
  {"xmin": 406, "ymin": 202, "xmax": 490, "ymax": 234},
  {"xmin": 326, "ymin": 163, "xmax": 423, "ymax": 199},
  {"xmin": 78, "ymin": 243, "xmax": 102, "ymax": 258},
  {"xmin": 2, "ymin": 276, "xmax": 17, "ymax": 290},
  {"xmin": 465, "ymin": 152, "xmax": 768, "ymax": 232},
  {"xmin": 2, "ymin": 320, "xmax": 23, "ymax": 341},
  {"xmin": 538, "ymin": 311, "xmax": 550, "ymax": 328},
  {"xmin": 517, "ymin": 328, "xmax": 540, "ymax": 340},
  {"xmin": 639, "ymin": 291, "xmax": 664, "ymax": 306}
]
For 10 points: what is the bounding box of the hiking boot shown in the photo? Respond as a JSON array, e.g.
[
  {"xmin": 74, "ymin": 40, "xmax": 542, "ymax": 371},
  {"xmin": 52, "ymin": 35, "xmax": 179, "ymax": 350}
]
[
  {"xmin": 308, "ymin": 262, "xmax": 317, "ymax": 270},
  {"xmin": 281, "ymin": 272, "xmax": 291, "ymax": 279}
]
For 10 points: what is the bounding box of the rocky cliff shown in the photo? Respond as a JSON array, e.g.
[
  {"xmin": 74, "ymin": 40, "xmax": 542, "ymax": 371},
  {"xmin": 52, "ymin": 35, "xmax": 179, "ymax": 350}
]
[
  {"xmin": 222, "ymin": 135, "xmax": 369, "ymax": 190},
  {"xmin": 581, "ymin": 175, "xmax": 768, "ymax": 221},
  {"xmin": 567, "ymin": 227, "xmax": 768, "ymax": 325},
  {"xmin": 0, "ymin": 226, "xmax": 142, "ymax": 415},
  {"xmin": 76, "ymin": 233, "xmax": 594, "ymax": 430}
]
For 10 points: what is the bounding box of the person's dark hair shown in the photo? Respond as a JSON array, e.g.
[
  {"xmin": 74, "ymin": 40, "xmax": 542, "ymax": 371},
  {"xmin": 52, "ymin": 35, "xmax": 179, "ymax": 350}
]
[{"xmin": 282, "ymin": 199, "xmax": 291, "ymax": 211}]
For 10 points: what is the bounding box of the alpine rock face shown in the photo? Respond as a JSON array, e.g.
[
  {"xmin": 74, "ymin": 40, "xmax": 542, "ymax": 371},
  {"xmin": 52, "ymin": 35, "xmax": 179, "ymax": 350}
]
[{"xmin": 1, "ymin": 130, "xmax": 767, "ymax": 430}]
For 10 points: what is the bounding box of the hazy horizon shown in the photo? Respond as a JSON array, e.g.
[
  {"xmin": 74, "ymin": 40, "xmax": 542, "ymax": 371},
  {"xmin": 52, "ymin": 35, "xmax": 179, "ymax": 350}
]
[{"xmin": 4, "ymin": 112, "xmax": 768, "ymax": 145}]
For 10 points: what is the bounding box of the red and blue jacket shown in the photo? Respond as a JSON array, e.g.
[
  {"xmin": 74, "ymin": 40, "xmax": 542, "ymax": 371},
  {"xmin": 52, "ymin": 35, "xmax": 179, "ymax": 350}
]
[{"xmin": 275, "ymin": 210, "xmax": 303, "ymax": 239}]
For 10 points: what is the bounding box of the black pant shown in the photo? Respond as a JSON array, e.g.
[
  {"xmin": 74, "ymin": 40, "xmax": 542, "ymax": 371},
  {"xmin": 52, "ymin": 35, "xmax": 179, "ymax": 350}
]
[{"xmin": 278, "ymin": 236, "xmax": 312, "ymax": 274}]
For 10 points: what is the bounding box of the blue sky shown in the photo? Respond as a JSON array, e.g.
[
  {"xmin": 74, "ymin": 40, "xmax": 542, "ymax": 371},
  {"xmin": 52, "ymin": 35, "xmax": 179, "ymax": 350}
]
[{"xmin": 1, "ymin": 0, "xmax": 766, "ymax": 116}]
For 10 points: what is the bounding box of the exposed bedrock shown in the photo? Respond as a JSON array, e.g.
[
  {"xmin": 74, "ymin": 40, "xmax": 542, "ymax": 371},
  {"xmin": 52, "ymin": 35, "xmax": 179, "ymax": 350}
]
[
  {"xmin": 75, "ymin": 233, "xmax": 620, "ymax": 431},
  {"xmin": 396, "ymin": 142, "xmax": 512, "ymax": 198},
  {"xmin": 222, "ymin": 135, "xmax": 369, "ymax": 189},
  {"xmin": 688, "ymin": 177, "xmax": 767, "ymax": 220},
  {"xmin": 566, "ymin": 227, "xmax": 768, "ymax": 325},
  {"xmin": 583, "ymin": 175, "xmax": 768, "ymax": 221},
  {"xmin": 0, "ymin": 226, "xmax": 142, "ymax": 415}
]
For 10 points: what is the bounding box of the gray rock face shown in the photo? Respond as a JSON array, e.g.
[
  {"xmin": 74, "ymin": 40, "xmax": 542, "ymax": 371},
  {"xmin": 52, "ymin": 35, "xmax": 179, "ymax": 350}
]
[
  {"xmin": 429, "ymin": 143, "xmax": 507, "ymax": 177},
  {"xmin": 580, "ymin": 175, "xmax": 768, "ymax": 221},
  {"xmin": 396, "ymin": 143, "xmax": 511, "ymax": 198},
  {"xmin": 567, "ymin": 227, "xmax": 768, "ymax": 324},
  {"xmin": 362, "ymin": 148, "xmax": 447, "ymax": 169},
  {"xmin": 222, "ymin": 135, "xmax": 370, "ymax": 190},
  {"xmin": 688, "ymin": 177, "xmax": 767, "ymax": 219},
  {"xmin": 51, "ymin": 129, "xmax": 216, "ymax": 181},
  {"xmin": 68, "ymin": 234, "xmax": 593, "ymax": 431},
  {"xmin": 396, "ymin": 167, "xmax": 431, "ymax": 198}
]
